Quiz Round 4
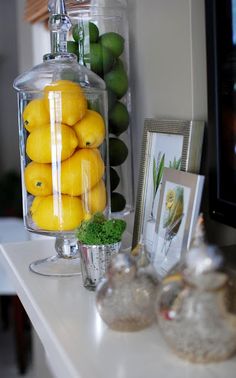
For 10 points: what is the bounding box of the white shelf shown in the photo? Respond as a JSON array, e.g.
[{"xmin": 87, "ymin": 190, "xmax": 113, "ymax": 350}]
[
  {"xmin": 1, "ymin": 239, "xmax": 236, "ymax": 378},
  {"xmin": 0, "ymin": 217, "xmax": 29, "ymax": 294}
]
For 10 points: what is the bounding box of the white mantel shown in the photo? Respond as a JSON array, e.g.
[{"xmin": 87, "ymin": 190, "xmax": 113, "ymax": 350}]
[{"xmin": 1, "ymin": 238, "xmax": 236, "ymax": 378}]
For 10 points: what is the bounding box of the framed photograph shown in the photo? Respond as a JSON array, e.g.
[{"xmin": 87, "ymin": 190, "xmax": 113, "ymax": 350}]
[
  {"xmin": 153, "ymin": 167, "xmax": 204, "ymax": 278},
  {"xmin": 132, "ymin": 119, "xmax": 205, "ymax": 254}
]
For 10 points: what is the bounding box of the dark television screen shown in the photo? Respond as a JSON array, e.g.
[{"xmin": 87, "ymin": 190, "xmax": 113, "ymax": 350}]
[{"xmin": 206, "ymin": 0, "xmax": 236, "ymax": 228}]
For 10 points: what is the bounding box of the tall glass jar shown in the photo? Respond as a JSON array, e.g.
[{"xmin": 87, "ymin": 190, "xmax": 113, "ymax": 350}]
[
  {"xmin": 66, "ymin": 0, "xmax": 134, "ymax": 216},
  {"xmin": 13, "ymin": 53, "xmax": 109, "ymax": 276}
]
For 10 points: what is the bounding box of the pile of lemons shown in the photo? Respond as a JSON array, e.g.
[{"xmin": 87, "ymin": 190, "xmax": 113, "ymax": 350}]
[{"xmin": 23, "ymin": 80, "xmax": 106, "ymax": 231}]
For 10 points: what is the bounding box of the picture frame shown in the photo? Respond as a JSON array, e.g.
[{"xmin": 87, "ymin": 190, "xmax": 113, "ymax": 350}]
[
  {"xmin": 132, "ymin": 119, "xmax": 205, "ymax": 253},
  {"xmin": 153, "ymin": 167, "xmax": 204, "ymax": 278}
]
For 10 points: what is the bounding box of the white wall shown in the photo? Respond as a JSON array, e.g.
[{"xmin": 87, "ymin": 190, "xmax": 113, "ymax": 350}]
[
  {"xmin": 31, "ymin": 23, "xmax": 50, "ymax": 65},
  {"xmin": 127, "ymin": 0, "xmax": 236, "ymax": 246},
  {"xmin": 128, "ymin": 0, "xmax": 207, "ymax": 179}
]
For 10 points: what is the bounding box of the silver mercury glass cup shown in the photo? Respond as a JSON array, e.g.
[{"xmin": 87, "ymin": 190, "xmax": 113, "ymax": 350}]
[{"xmin": 79, "ymin": 242, "xmax": 121, "ymax": 290}]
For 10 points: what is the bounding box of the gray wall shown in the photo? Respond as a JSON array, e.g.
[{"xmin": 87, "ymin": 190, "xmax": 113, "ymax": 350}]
[
  {"xmin": 0, "ymin": 0, "xmax": 33, "ymax": 176},
  {"xmin": 16, "ymin": 0, "xmax": 33, "ymax": 74},
  {"xmin": 0, "ymin": 0, "xmax": 19, "ymax": 174}
]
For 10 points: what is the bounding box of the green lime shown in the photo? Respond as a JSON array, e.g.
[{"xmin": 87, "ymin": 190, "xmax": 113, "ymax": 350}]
[
  {"xmin": 113, "ymin": 58, "xmax": 125, "ymax": 71},
  {"xmin": 89, "ymin": 22, "xmax": 99, "ymax": 43},
  {"xmin": 109, "ymin": 101, "xmax": 129, "ymax": 136},
  {"xmin": 72, "ymin": 24, "xmax": 81, "ymax": 42},
  {"xmin": 109, "ymin": 137, "xmax": 128, "ymax": 166},
  {"xmin": 67, "ymin": 41, "xmax": 78, "ymax": 55},
  {"xmin": 107, "ymin": 89, "xmax": 117, "ymax": 111},
  {"xmin": 99, "ymin": 32, "xmax": 124, "ymax": 58},
  {"xmin": 84, "ymin": 44, "xmax": 102, "ymax": 74},
  {"xmin": 85, "ymin": 43, "xmax": 114, "ymax": 75},
  {"xmin": 111, "ymin": 192, "xmax": 126, "ymax": 212},
  {"xmin": 110, "ymin": 167, "xmax": 120, "ymax": 191},
  {"xmin": 104, "ymin": 65, "xmax": 128, "ymax": 99},
  {"xmin": 72, "ymin": 22, "xmax": 99, "ymax": 43},
  {"xmin": 87, "ymin": 99, "xmax": 101, "ymax": 114},
  {"xmin": 101, "ymin": 45, "xmax": 115, "ymax": 73}
]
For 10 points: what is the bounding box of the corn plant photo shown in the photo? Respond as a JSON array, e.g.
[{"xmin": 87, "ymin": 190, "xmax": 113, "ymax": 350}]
[
  {"xmin": 160, "ymin": 186, "xmax": 184, "ymax": 257},
  {"xmin": 153, "ymin": 168, "xmax": 205, "ymax": 278}
]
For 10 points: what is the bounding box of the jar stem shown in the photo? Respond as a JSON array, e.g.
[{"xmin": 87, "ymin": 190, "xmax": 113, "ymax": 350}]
[
  {"xmin": 55, "ymin": 236, "xmax": 80, "ymax": 259},
  {"xmin": 48, "ymin": 0, "xmax": 72, "ymax": 54}
]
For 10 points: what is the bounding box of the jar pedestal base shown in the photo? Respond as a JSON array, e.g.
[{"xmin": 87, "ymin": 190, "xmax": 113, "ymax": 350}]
[
  {"xmin": 29, "ymin": 236, "xmax": 81, "ymax": 277},
  {"xmin": 29, "ymin": 255, "xmax": 81, "ymax": 277}
]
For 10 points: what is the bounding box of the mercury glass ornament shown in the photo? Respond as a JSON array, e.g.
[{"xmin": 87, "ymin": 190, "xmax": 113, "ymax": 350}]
[
  {"xmin": 156, "ymin": 214, "xmax": 236, "ymax": 363},
  {"xmin": 96, "ymin": 252, "xmax": 158, "ymax": 331}
]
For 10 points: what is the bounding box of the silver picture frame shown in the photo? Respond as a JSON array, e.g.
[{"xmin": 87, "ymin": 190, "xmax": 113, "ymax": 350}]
[
  {"xmin": 132, "ymin": 118, "xmax": 205, "ymax": 251},
  {"xmin": 153, "ymin": 167, "xmax": 205, "ymax": 278}
]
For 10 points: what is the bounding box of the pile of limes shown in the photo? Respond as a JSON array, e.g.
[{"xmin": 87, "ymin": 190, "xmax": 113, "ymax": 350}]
[
  {"xmin": 23, "ymin": 80, "xmax": 107, "ymax": 231},
  {"xmin": 68, "ymin": 22, "xmax": 130, "ymax": 212}
]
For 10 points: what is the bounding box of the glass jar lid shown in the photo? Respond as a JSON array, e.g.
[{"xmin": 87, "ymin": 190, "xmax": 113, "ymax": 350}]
[{"xmin": 13, "ymin": 53, "xmax": 106, "ymax": 93}]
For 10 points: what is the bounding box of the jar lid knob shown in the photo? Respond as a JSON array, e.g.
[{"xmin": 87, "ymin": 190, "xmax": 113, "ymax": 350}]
[
  {"xmin": 185, "ymin": 214, "xmax": 224, "ymax": 276},
  {"xmin": 48, "ymin": 0, "xmax": 72, "ymax": 55}
]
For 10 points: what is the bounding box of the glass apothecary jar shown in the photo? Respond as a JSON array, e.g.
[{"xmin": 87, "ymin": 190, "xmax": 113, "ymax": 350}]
[
  {"xmin": 13, "ymin": 52, "xmax": 110, "ymax": 276},
  {"xmin": 66, "ymin": 0, "xmax": 134, "ymax": 215}
]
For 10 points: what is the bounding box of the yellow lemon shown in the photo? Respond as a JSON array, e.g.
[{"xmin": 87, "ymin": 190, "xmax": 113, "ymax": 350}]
[
  {"xmin": 82, "ymin": 179, "xmax": 106, "ymax": 213},
  {"xmin": 44, "ymin": 80, "xmax": 87, "ymax": 126},
  {"xmin": 25, "ymin": 161, "xmax": 52, "ymax": 196},
  {"xmin": 26, "ymin": 123, "xmax": 78, "ymax": 163},
  {"xmin": 30, "ymin": 196, "xmax": 44, "ymax": 215},
  {"xmin": 31, "ymin": 194, "xmax": 84, "ymax": 231},
  {"xmin": 23, "ymin": 98, "xmax": 50, "ymax": 132},
  {"xmin": 45, "ymin": 80, "xmax": 80, "ymax": 91},
  {"xmin": 61, "ymin": 148, "xmax": 105, "ymax": 196},
  {"xmin": 83, "ymin": 212, "xmax": 92, "ymax": 221},
  {"xmin": 73, "ymin": 109, "xmax": 106, "ymax": 148}
]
